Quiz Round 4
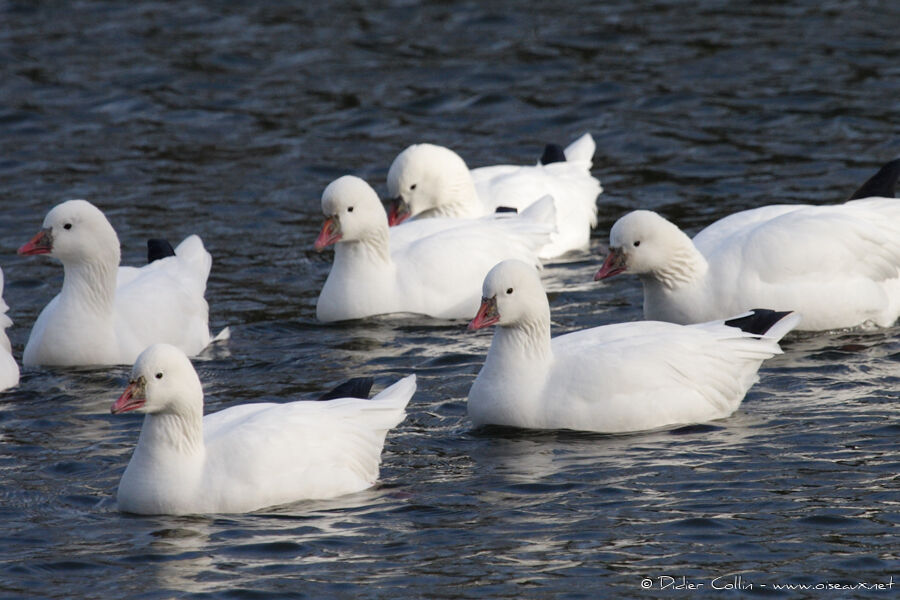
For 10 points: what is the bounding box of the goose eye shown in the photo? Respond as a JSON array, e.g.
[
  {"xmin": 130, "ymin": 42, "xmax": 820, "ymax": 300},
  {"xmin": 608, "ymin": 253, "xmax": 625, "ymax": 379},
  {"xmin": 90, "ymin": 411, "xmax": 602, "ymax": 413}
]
[
  {"xmin": 155, "ymin": 372, "xmax": 163, "ymax": 380},
  {"xmin": 633, "ymin": 240, "xmax": 641, "ymax": 247},
  {"xmin": 410, "ymin": 184, "xmax": 417, "ymax": 190},
  {"xmin": 347, "ymin": 206, "xmax": 354, "ymax": 213},
  {"xmin": 63, "ymin": 223, "xmax": 72, "ymax": 230},
  {"xmin": 506, "ymin": 288, "xmax": 514, "ymax": 294}
]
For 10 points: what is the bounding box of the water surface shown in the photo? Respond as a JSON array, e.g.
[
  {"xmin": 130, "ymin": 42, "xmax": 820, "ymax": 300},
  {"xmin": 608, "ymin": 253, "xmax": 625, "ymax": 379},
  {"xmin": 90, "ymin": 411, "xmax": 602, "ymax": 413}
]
[{"xmin": 1, "ymin": 1, "xmax": 898, "ymax": 598}]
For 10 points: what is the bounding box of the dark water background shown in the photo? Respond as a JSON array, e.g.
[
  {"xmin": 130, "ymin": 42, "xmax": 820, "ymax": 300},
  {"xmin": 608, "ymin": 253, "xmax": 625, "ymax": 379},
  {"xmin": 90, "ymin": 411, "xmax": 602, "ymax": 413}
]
[{"xmin": 1, "ymin": 1, "xmax": 899, "ymax": 598}]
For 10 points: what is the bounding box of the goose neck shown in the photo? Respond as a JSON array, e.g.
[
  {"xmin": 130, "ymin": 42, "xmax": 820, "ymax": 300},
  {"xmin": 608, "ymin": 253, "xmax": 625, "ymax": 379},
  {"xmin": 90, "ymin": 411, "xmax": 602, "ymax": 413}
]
[
  {"xmin": 60, "ymin": 259, "xmax": 118, "ymax": 315},
  {"xmin": 138, "ymin": 410, "xmax": 205, "ymax": 456},
  {"xmin": 428, "ymin": 174, "xmax": 480, "ymax": 218},
  {"xmin": 647, "ymin": 241, "xmax": 708, "ymax": 290},
  {"xmin": 335, "ymin": 230, "xmax": 392, "ymax": 266},
  {"xmin": 492, "ymin": 316, "xmax": 553, "ymax": 364}
]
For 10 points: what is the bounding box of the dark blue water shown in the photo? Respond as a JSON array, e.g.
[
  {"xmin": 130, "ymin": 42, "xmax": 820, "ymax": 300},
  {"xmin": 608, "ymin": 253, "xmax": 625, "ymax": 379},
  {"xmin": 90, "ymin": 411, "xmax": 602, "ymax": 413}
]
[{"xmin": 1, "ymin": 1, "xmax": 899, "ymax": 598}]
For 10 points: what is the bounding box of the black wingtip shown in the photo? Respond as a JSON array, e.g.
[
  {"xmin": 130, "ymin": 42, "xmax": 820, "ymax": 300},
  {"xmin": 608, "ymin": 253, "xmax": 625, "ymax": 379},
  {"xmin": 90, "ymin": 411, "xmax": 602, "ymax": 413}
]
[
  {"xmin": 317, "ymin": 376, "xmax": 375, "ymax": 401},
  {"xmin": 724, "ymin": 309, "xmax": 794, "ymax": 336},
  {"xmin": 494, "ymin": 206, "xmax": 518, "ymax": 214},
  {"xmin": 848, "ymin": 158, "xmax": 900, "ymax": 200},
  {"xmin": 539, "ymin": 144, "xmax": 567, "ymax": 165},
  {"xmin": 147, "ymin": 239, "xmax": 176, "ymax": 263}
]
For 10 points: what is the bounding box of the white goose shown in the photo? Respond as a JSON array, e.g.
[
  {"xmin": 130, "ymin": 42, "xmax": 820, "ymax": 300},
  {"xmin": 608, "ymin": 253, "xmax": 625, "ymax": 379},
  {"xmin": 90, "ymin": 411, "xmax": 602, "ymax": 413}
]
[
  {"xmin": 18, "ymin": 199, "xmax": 215, "ymax": 366},
  {"xmin": 386, "ymin": 133, "xmax": 602, "ymax": 258},
  {"xmin": 467, "ymin": 259, "xmax": 798, "ymax": 433},
  {"xmin": 111, "ymin": 343, "xmax": 415, "ymax": 515},
  {"xmin": 0, "ymin": 268, "xmax": 19, "ymax": 391},
  {"xmin": 595, "ymin": 198, "xmax": 900, "ymax": 331},
  {"xmin": 314, "ymin": 175, "xmax": 553, "ymax": 323}
]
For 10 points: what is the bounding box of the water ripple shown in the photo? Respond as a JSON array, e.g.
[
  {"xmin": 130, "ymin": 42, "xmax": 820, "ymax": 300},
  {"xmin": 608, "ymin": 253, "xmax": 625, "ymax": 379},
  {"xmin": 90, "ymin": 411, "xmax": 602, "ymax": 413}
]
[{"xmin": 1, "ymin": 0, "xmax": 899, "ymax": 597}]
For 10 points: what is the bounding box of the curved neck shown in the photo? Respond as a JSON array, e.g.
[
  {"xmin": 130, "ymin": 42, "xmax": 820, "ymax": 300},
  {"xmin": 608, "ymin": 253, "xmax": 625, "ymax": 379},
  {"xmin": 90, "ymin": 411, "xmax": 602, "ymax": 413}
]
[
  {"xmin": 427, "ymin": 172, "xmax": 481, "ymax": 219},
  {"xmin": 488, "ymin": 312, "xmax": 553, "ymax": 367},
  {"xmin": 138, "ymin": 408, "xmax": 204, "ymax": 456},
  {"xmin": 647, "ymin": 237, "xmax": 708, "ymax": 290},
  {"xmin": 60, "ymin": 257, "xmax": 119, "ymax": 316},
  {"xmin": 334, "ymin": 227, "xmax": 392, "ymax": 267}
]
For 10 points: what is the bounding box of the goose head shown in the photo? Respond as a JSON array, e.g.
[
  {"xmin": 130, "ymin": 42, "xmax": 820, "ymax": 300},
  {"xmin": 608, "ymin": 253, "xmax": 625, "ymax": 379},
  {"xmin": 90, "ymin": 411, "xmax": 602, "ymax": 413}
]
[
  {"xmin": 469, "ymin": 259, "xmax": 549, "ymax": 330},
  {"xmin": 18, "ymin": 199, "xmax": 120, "ymax": 266},
  {"xmin": 315, "ymin": 176, "xmax": 389, "ymax": 251},
  {"xmin": 386, "ymin": 144, "xmax": 470, "ymax": 225},
  {"xmin": 594, "ymin": 210, "xmax": 688, "ymax": 280},
  {"xmin": 111, "ymin": 343, "xmax": 203, "ymax": 417}
]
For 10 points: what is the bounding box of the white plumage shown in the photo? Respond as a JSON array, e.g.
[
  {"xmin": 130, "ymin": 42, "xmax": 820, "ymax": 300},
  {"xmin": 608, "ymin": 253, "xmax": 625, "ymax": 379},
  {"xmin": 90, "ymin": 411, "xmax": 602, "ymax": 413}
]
[
  {"xmin": 315, "ymin": 176, "xmax": 553, "ymax": 322},
  {"xmin": 0, "ymin": 267, "xmax": 19, "ymax": 391},
  {"xmin": 386, "ymin": 133, "xmax": 602, "ymax": 258},
  {"xmin": 112, "ymin": 343, "xmax": 414, "ymax": 515},
  {"xmin": 468, "ymin": 260, "xmax": 798, "ymax": 433},
  {"xmin": 18, "ymin": 199, "xmax": 214, "ymax": 366},
  {"xmin": 596, "ymin": 198, "xmax": 900, "ymax": 331}
]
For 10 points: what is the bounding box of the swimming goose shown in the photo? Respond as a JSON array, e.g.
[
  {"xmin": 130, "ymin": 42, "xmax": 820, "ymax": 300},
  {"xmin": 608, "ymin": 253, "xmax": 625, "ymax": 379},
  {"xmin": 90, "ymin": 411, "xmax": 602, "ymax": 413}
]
[
  {"xmin": 468, "ymin": 259, "xmax": 798, "ymax": 433},
  {"xmin": 595, "ymin": 197, "xmax": 900, "ymax": 331},
  {"xmin": 386, "ymin": 133, "xmax": 602, "ymax": 258},
  {"xmin": 315, "ymin": 175, "xmax": 552, "ymax": 322},
  {"xmin": 0, "ymin": 268, "xmax": 19, "ymax": 391},
  {"xmin": 18, "ymin": 199, "xmax": 214, "ymax": 366},
  {"xmin": 112, "ymin": 343, "xmax": 415, "ymax": 515}
]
